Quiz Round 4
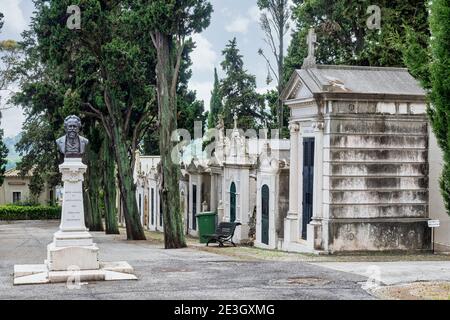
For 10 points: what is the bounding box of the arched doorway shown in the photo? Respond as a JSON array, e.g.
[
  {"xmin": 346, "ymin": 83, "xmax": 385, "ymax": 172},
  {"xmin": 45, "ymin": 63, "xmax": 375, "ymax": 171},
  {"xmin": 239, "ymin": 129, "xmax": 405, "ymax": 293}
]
[
  {"xmin": 230, "ymin": 182, "xmax": 236, "ymax": 222},
  {"xmin": 261, "ymin": 185, "xmax": 269, "ymax": 245}
]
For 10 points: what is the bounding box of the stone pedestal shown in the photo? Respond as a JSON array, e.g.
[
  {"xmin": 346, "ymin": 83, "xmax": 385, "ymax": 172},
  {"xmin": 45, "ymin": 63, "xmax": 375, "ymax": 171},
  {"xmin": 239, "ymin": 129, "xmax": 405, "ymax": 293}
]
[
  {"xmin": 46, "ymin": 158, "xmax": 100, "ymax": 271},
  {"xmin": 13, "ymin": 158, "xmax": 137, "ymax": 285}
]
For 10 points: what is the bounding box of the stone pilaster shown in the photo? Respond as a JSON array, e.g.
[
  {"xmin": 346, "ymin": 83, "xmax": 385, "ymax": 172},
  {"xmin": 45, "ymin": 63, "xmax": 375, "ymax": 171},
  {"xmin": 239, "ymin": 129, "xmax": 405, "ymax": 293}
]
[
  {"xmin": 284, "ymin": 123, "xmax": 300, "ymax": 247},
  {"xmin": 308, "ymin": 121, "xmax": 324, "ymax": 250}
]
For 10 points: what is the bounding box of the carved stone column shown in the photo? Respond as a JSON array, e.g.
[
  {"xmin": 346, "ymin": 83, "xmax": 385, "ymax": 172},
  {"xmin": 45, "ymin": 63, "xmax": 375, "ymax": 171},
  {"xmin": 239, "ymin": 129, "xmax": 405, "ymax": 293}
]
[
  {"xmin": 308, "ymin": 121, "xmax": 324, "ymax": 250},
  {"xmin": 288, "ymin": 123, "xmax": 300, "ymax": 217},
  {"xmin": 283, "ymin": 123, "xmax": 300, "ymax": 248}
]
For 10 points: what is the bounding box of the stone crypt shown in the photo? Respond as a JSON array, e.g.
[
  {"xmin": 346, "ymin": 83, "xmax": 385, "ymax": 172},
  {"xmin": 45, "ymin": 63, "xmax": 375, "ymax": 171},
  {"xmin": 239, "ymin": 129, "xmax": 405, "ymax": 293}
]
[
  {"xmin": 13, "ymin": 115, "xmax": 137, "ymax": 285},
  {"xmin": 281, "ymin": 29, "xmax": 432, "ymax": 253}
]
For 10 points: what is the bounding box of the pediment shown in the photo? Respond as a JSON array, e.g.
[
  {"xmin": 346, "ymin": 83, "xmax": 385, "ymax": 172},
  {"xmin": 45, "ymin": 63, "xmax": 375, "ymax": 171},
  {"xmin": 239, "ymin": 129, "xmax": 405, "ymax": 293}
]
[{"xmin": 282, "ymin": 73, "xmax": 313, "ymax": 102}]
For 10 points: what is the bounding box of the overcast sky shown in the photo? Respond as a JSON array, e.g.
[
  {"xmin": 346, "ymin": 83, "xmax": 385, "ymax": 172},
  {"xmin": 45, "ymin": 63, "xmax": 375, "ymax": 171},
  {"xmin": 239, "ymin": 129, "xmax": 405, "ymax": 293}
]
[{"xmin": 0, "ymin": 0, "xmax": 293, "ymax": 138}]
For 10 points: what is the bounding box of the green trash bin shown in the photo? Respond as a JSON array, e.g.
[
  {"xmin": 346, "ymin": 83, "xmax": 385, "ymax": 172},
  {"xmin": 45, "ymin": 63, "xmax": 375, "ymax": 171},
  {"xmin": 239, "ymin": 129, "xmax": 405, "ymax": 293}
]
[{"xmin": 196, "ymin": 211, "xmax": 217, "ymax": 243}]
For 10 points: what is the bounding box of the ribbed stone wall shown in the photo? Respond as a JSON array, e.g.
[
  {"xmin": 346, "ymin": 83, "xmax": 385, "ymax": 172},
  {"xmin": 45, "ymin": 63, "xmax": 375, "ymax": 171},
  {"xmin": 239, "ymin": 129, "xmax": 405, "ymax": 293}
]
[{"xmin": 322, "ymin": 113, "xmax": 431, "ymax": 251}]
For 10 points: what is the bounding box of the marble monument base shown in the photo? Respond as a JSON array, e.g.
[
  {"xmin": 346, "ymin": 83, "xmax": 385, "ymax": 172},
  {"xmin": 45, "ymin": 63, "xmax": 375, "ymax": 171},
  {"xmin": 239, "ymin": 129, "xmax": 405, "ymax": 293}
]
[
  {"xmin": 13, "ymin": 261, "xmax": 137, "ymax": 285},
  {"xmin": 13, "ymin": 157, "xmax": 137, "ymax": 285}
]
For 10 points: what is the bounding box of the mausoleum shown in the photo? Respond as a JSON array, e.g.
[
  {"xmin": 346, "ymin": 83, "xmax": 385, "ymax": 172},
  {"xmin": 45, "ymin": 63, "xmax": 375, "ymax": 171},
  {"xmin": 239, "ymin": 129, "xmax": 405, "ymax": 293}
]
[{"xmin": 281, "ymin": 29, "xmax": 431, "ymax": 253}]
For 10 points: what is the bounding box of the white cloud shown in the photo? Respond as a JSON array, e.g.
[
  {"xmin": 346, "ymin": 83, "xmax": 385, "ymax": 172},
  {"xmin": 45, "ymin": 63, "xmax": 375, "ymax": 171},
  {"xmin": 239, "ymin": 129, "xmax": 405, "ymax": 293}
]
[
  {"xmin": 225, "ymin": 5, "xmax": 262, "ymax": 34},
  {"xmin": 191, "ymin": 34, "xmax": 217, "ymax": 73},
  {"xmin": 1, "ymin": 0, "xmax": 27, "ymax": 36},
  {"xmin": 225, "ymin": 16, "xmax": 251, "ymax": 34},
  {"xmin": 256, "ymin": 85, "xmax": 277, "ymax": 95},
  {"xmin": 248, "ymin": 5, "xmax": 261, "ymax": 23},
  {"xmin": 0, "ymin": 82, "xmax": 24, "ymax": 138},
  {"xmin": 220, "ymin": 7, "xmax": 232, "ymax": 17},
  {"xmin": 189, "ymin": 81, "xmax": 213, "ymax": 112}
]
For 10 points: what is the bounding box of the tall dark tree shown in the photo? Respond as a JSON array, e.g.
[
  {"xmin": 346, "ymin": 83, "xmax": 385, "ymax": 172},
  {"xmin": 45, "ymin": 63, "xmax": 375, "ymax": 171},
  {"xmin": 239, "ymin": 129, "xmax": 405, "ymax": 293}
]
[
  {"xmin": 32, "ymin": 0, "xmax": 166, "ymax": 240},
  {"xmin": 257, "ymin": 0, "xmax": 290, "ymax": 135},
  {"xmin": 220, "ymin": 38, "xmax": 267, "ymax": 129},
  {"xmin": 0, "ymin": 12, "xmax": 9, "ymax": 185},
  {"xmin": 284, "ymin": 0, "xmax": 429, "ymax": 81},
  {"xmin": 85, "ymin": 122, "xmax": 104, "ymax": 231},
  {"xmin": 143, "ymin": 0, "xmax": 212, "ymax": 248},
  {"xmin": 428, "ymin": 0, "xmax": 450, "ymax": 215},
  {"xmin": 207, "ymin": 67, "xmax": 222, "ymax": 129},
  {"xmin": 9, "ymin": 29, "xmax": 62, "ymax": 194},
  {"xmin": 143, "ymin": 41, "xmax": 205, "ymax": 155},
  {"xmin": 101, "ymin": 132, "xmax": 119, "ymax": 234}
]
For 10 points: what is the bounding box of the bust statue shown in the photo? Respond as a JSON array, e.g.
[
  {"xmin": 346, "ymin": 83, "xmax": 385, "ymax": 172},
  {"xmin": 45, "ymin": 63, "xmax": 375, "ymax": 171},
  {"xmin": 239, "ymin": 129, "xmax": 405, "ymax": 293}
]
[{"xmin": 56, "ymin": 115, "xmax": 89, "ymax": 158}]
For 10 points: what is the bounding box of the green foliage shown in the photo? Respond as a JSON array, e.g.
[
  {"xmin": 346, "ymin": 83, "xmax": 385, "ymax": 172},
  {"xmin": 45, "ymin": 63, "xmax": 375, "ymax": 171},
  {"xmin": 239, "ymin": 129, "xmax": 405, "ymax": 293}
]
[
  {"xmin": 0, "ymin": 119, "xmax": 8, "ymax": 186},
  {"xmin": 402, "ymin": 25, "xmax": 432, "ymax": 90},
  {"xmin": 144, "ymin": 0, "xmax": 212, "ymax": 36},
  {"xmin": 428, "ymin": 0, "xmax": 450, "ymax": 215},
  {"xmin": 175, "ymin": 40, "xmax": 207, "ymax": 137},
  {"xmin": 0, "ymin": 205, "xmax": 61, "ymax": 220},
  {"xmin": 257, "ymin": 0, "xmax": 290, "ymax": 132},
  {"xmin": 219, "ymin": 38, "xmax": 268, "ymax": 129},
  {"xmin": 284, "ymin": 0, "xmax": 429, "ymax": 82},
  {"xmin": 143, "ymin": 40, "xmax": 206, "ymax": 155},
  {"xmin": 29, "ymin": 174, "xmax": 44, "ymax": 200},
  {"xmin": 145, "ymin": 0, "xmax": 212, "ymax": 248},
  {"xmin": 207, "ymin": 68, "xmax": 222, "ymax": 128},
  {"xmin": 11, "ymin": 29, "xmax": 64, "ymax": 192}
]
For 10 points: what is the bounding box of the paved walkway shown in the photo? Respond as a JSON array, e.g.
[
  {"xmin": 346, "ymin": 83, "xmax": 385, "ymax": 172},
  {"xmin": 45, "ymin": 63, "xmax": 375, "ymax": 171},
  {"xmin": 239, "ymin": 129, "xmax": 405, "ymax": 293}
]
[
  {"xmin": 310, "ymin": 261, "xmax": 450, "ymax": 285},
  {"xmin": 0, "ymin": 220, "xmax": 373, "ymax": 300}
]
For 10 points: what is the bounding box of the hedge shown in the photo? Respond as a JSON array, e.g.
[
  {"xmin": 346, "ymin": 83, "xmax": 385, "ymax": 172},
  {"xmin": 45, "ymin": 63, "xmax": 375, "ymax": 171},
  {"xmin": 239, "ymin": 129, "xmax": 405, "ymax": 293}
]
[{"xmin": 0, "ymin": 205, "xmax": 61, "ymax": 220}]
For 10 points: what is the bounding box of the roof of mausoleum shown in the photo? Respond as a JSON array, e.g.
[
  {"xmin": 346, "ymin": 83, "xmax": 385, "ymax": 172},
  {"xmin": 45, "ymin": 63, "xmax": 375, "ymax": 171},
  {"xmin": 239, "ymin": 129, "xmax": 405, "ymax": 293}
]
[
  {"xmin": 4, "ymin": 168, "xmax": 33, "ymax": 178},
  {"xmin": 282, "ymin": 64, "xmax": 426, "ymax": 101}
]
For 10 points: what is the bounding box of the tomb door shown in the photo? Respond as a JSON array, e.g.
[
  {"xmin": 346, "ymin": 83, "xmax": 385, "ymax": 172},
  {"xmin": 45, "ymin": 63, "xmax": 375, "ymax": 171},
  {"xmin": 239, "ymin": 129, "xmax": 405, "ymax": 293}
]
[
  {"xmin": 230, "ymin": 182, "xmax": 236, "ymax": 222},
  {"xmin": 302, "ymin": 138, "xmax": 315, "ymax": 240},
  {"xmin": 261, "ymin": 184, "xmax": 270, "ymax": 245},
  {"xmin": 192, "ymin": 185, "xmax": 197, "ymax": 230}
]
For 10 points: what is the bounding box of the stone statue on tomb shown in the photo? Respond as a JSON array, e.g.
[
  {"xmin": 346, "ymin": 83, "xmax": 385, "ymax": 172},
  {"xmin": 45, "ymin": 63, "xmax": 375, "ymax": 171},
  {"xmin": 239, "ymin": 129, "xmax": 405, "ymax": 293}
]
[{"xmin": 55, "ymin": 115, "xmax": 89, "ymax": 158}]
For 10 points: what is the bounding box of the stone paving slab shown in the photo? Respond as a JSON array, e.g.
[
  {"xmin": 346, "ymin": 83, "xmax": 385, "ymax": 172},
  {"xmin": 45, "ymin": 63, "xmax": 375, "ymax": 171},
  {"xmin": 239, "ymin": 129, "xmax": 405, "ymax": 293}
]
[
  {"xmin": 0, "ymin": 220, "xmax": 373, "ymax": 300},
  {"xmin": 310, "ymin": 261, "xmax": 450, "ymax": 285}
]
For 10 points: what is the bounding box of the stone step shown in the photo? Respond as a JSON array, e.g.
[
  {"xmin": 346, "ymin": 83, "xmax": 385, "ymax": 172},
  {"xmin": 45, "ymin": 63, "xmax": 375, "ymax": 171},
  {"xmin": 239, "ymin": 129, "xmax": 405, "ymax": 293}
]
[
  {"xmin": 327, "ymin": 118, "xmax": 428, "ymax": 135},
  {"xmin": 325, "ymin": 190, "xmax": 428, "ymax": 205},
  {"xmin": 326, "ymin": 163, "xmax": 427, "ymax": 176},
  {"xmin": 326, "ymin": 149, "xmax": 427, "ymax": 162},
  {"xmin": 327, "ymin": 176, "xmax": 428, "ymax": 190},
  {"xmin": 326, "ymin": 135, "xmax": 427, "ymax": 148},
  {"xmin": 326, "ymin": 203, "xmax": 427, "ymax": 219}
]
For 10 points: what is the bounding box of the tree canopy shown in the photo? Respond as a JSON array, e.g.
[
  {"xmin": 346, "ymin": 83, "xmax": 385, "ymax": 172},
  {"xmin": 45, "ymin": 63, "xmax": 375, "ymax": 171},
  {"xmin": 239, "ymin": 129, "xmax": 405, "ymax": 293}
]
[
  {"xmin": 284, "ymin": 0, "xmax": 429, "ymax": 81},
  {"xmin": 219, "ymin": 38, "xmax": 267, "ymax": 130}
]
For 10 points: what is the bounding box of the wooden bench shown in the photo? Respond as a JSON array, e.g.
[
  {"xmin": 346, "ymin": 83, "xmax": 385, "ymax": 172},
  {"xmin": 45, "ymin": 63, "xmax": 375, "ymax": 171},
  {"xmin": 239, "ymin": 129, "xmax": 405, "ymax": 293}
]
[{"xmin": 204, "ymin": 222, "xmax": 242, "ymax": 247}]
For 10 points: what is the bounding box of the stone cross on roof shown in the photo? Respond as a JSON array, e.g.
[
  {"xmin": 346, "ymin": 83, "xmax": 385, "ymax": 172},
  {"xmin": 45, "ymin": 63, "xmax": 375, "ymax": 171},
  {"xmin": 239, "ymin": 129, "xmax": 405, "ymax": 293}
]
[{"xmin": 302, "ymin": 28, "xmax": 317, "ymax": 69}]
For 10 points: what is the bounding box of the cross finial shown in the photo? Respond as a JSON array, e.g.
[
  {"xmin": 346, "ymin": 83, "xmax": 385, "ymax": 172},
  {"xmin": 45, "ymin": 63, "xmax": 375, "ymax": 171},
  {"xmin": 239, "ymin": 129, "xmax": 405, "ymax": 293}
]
[
  {"xmin": 302, "ymin": 28, "xmax": 317, "ymax": 69},
  {"xmin": 233, "ymin": 112, "xmax": 238, "ymax": 129}
]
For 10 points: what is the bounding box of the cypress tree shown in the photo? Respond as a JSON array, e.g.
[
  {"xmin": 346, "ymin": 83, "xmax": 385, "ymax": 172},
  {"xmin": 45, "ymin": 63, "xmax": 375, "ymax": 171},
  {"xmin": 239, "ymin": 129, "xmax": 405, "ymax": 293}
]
[
  {"xmin": 428, "ymin": 0, "xmax": 450, "ymax": 214},
  {"xmin": 207, "ymin": 67, "xmax": 222, "ymax": 128}
]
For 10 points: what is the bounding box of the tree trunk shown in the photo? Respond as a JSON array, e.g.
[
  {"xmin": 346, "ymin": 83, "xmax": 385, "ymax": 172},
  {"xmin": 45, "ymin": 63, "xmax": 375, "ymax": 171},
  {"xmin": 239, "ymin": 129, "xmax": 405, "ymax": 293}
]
[
  {"xmin": 155, "ymin": 32, "xmax": 186, "ymax": 249},
  {"xmin": 86, "ymin": 148, "xmax": 104, "ymax": 232},
  {"xmin": 102, "ymin": 134, "xmax": 119, "ymax": 234},
  {"xmin": 278, "ymin": 4, "xmax": 285, "ymax": 135},
  {"xmin": 111, "ymin": 123, "xmax": 146, "ymax": 240},
  {"xmin": 83, "ymin": 187, "xmax": 92, "ymax": 229}
]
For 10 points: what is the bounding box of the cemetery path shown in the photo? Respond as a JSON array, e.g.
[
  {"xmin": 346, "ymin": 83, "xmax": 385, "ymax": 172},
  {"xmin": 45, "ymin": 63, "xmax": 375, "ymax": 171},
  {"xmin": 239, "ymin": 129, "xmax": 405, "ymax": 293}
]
[{"xmin": 0, "ymin": 220, "xmax": 374, "ymax": 300}]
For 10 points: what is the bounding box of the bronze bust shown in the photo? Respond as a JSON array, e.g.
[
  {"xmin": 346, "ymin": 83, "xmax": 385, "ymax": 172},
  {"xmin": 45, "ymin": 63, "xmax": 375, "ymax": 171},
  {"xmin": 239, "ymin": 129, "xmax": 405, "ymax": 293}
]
[{"xmin": 56, "ymin": 115, "xmax": 89, "ymax": 158}]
